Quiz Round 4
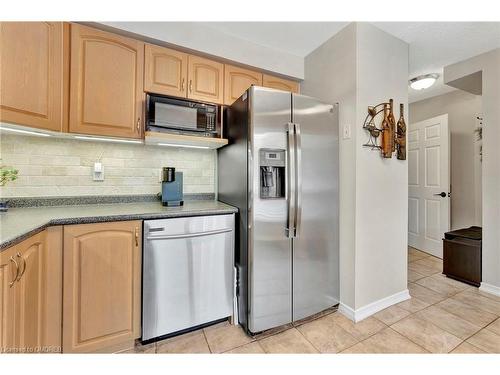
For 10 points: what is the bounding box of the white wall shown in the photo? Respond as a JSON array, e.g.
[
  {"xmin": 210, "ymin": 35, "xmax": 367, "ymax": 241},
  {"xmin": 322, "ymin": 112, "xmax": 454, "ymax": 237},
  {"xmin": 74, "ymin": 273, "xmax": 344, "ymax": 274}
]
[
  {"xmin": 354, "ymin": 23, "xmax": 409, "ymax": 309},
  {"xmin": 444, "ymin": 48, "xmax": 500, "ymax": 294},
  {"xmin": 97, "ymin": 22, "xmax": 304, "ymax": 80},
  {"xmin": 302, "ymin": 23, "xmax": 357, "ymax": 309},
  {"xmin": 303, "ymin": 22, "xmax": 409, "ymax": 316},
  {"xmin": 410, "ymin": 90, "xmax": 483, "ymax": 229}
]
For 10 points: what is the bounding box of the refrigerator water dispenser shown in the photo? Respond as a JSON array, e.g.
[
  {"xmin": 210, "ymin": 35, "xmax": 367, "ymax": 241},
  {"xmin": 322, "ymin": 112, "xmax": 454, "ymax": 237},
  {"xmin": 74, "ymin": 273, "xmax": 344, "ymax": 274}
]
[{"xmin": 259, "ymin": 149, "xmax": 285, "ymax": 199}]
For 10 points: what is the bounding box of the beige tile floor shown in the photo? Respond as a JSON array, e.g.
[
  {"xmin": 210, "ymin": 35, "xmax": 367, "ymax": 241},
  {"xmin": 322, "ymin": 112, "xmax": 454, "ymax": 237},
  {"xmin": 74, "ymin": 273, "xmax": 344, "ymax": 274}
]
[{"xmin": 129, "ymin": 247, "xmax": 500, "ymax": 354}]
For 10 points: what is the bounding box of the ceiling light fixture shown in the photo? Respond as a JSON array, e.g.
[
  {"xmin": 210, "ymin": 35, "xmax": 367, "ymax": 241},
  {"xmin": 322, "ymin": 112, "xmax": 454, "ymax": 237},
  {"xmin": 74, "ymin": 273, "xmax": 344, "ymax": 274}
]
[
  {"xmin": 74, "ymin": 135, "xmax": 143, "ymax": 144},
  {"xmin": 409, "ymin": 73, "xmax": 439, "ymax": 90},
  {"xmin": 157, "ymin": 143, "xmax": 210, "ymax": 149},
  {"xmin": 0, "ymin": 126, "xmax": 52, "ymax": 137}
]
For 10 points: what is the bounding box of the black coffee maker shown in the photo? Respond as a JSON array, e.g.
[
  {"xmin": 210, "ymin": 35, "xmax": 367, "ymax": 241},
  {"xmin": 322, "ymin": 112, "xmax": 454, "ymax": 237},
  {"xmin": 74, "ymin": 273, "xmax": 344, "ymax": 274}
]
[{"xmin": 161, "ymin": 167, "xmax": 184, "ymax": 206}]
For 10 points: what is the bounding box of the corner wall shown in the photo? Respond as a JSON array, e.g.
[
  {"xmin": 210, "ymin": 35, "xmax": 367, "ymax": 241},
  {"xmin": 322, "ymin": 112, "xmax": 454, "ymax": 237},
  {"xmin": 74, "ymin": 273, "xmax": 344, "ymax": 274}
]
[
  {"xmin": 302, "ymin": 22, "xmax": 409, "ymax": 318},
  {"xmin": 354, "ymin": 23, "xmax": 409, "ymax": 310},
  {"xmin": 302, "ymin": 22, "xmax": 358, "ymax": 309}
]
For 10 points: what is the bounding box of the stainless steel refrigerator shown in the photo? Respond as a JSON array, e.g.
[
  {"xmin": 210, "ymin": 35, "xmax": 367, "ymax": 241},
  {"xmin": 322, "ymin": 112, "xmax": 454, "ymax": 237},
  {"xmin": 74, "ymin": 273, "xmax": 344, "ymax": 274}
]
[{"xmin": 218, "ymin": 86, "xmax": 339, "ymax": 334}]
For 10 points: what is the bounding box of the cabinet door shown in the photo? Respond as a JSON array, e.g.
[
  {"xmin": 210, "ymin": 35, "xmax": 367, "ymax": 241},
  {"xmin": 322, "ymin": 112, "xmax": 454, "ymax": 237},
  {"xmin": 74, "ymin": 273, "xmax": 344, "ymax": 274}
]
[
  {"xmin": 63, "ymin": 221, "xmax": 141, "ymax": 353},
  {"xmin": 144, "ymin": 44, "xmax": 188, "ymax": 98},
  {"xmin": 224, "ymin": 64, "xmax": 262, "ymax": 105},
  {"xmin": 263, "ymin": 74, "xmax": 300, "ymax": 93},
  {"xmin": 69, "ymin": 24, "xmax": 144, "ymax": 139},
  {"xmin": 13, "ymin": 232, "xmax": 46, "ymax": 352},
  {"xmin": 187, "ymin": 55, "xmax": 224, "ymax": 104},
  {"xmin": 0, "ymin": 22, "xmax": 65, "ymax": 132},
  {"xmin": 0, "ymin": 230, "xmax": 61, "ymax": 353},
  {"xmin": 0, "ymin": 246, "xmax": 18, "ymax": 353}
]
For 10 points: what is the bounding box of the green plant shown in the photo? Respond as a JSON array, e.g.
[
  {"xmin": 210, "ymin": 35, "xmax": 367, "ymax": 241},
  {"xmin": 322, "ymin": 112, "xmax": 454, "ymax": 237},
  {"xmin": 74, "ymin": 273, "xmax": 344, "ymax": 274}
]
[{"xmin": 0, "ymin": 165, "xmax": 18, "ymax": 186}]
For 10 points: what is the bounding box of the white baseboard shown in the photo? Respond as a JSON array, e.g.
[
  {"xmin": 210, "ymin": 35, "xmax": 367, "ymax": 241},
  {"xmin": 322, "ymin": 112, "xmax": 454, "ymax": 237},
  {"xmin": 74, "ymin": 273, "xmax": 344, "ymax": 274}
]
[
  {"xmin": 338, "ymin": 303, "xmax": 355, "ymax": 321},
  {"xmin": 479, "ymin": 282, "xmax": 500, "ymax": 297},
  {"xmin": 338, "ymin": 289, "xmax": 410, "ymax": 323}
]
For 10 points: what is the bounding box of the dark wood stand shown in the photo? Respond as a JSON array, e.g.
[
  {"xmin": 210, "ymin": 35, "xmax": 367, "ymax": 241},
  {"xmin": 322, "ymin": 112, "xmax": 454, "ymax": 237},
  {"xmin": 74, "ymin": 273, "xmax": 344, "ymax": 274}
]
[{"xmin": 443, "ymin": 226, "xmax": 482, "ymax": 287}]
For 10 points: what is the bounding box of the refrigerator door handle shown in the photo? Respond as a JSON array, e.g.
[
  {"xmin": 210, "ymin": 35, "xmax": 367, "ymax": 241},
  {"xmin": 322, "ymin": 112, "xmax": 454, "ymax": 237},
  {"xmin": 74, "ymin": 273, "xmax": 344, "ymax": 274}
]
[
  {"xmin": 286, "ymin": 122, "xmax": 296, "ymax": 238},
  {"xmin": 294, "ymin": 123, "xmax": 302, "ymax": 236}
]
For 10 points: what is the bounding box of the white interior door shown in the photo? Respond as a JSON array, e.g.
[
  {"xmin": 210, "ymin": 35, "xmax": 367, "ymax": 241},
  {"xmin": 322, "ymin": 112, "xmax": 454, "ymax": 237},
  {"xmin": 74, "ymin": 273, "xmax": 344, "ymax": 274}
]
[{"xmin": 408, "ymin": 114, "xmax": 450, "ymax": 258}]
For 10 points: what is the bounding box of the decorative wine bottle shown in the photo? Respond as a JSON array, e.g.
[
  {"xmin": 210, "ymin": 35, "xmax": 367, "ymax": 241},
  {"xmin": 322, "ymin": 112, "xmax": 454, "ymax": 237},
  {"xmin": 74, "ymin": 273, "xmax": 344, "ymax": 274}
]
[
  {"xmin": 387, "ymin": 99, "xmax": 396, "ymax": 153},
  {"xmin": 396, "ymin": 103, "xmax": 407, "ymax": 160},
  {"xmin": 380, "ymin": 104, "xmax": 392, "ymax": 158}
]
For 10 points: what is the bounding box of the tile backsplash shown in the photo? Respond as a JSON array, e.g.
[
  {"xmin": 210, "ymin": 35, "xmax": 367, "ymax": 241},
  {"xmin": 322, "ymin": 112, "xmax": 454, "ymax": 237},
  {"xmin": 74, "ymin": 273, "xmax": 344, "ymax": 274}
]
[{"xmin": 0, "ymin": 134, "xmax": 215, "ymax": 198}]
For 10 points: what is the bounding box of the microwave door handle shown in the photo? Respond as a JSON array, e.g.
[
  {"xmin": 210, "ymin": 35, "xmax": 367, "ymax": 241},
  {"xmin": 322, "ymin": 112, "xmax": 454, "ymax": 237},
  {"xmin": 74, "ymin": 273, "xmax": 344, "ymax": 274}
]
[
  {"xmin": 294, "ymin": 123, "xmax": 302, "ymax": 236},
  {"xmin": 286, "ymin": 122, "xmax": 296, "ymax": 238}
]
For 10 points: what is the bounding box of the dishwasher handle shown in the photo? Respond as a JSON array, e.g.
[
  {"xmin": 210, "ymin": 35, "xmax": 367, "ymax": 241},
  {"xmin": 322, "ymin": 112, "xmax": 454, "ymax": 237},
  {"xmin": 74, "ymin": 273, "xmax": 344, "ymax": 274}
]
[{"xmin": 146, "ymin": 227, "xmax": 232, "ymax": 241}]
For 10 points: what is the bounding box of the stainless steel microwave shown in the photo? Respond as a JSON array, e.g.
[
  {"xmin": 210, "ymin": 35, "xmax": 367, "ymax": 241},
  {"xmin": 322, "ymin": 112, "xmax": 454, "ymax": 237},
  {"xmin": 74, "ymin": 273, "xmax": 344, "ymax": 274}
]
[{"xmin": 146, "ymin": 94, "xmax": 220, "ymax": 137}]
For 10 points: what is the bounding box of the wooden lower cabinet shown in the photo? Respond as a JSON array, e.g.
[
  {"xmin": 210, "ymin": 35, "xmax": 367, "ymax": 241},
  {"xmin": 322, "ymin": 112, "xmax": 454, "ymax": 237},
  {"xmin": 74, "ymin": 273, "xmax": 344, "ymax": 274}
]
[
  {"xmin": 63, "ymin": 221, "xmax": 142, "ymax": 353},
  {"xmin": 0, "ymin": 245, "xmax": 17, "ymax": 352},
  {"xmin": 0, "ymin": 228, "xmax": 63, "ymax": 353}
]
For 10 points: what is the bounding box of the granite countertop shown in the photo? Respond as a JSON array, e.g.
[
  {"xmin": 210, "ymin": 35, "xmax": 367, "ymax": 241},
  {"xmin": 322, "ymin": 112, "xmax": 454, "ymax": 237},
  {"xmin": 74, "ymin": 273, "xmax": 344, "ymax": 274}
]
[{"xmin": 0, "ymin": 200, "xmax": 238, "ymax": 251}]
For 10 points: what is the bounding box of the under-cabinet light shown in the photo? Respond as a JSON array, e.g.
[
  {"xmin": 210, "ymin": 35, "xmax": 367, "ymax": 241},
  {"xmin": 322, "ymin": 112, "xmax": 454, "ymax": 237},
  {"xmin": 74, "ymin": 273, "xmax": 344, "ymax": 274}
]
[
  {"xmin": 0, "ymin": 126, "xmax": 52, "ymax": 137},
  {"xmin": 157, "ymin": 143, "xmax": 210, "ymax": 149},
  {"xmin": 74, "ymin": 136, "xmax": 143, "ymax": 144}
]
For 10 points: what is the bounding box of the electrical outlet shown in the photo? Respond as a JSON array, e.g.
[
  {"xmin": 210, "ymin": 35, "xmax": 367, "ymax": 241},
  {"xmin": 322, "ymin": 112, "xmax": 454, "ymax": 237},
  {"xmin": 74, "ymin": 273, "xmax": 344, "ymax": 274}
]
[
  {"xmin": 93, "ymin": 162, "xmax": 104, "ymax": 181},
  {"xmin": 343, "ymin": 123, "xmax": 351, "ymax": 139}
]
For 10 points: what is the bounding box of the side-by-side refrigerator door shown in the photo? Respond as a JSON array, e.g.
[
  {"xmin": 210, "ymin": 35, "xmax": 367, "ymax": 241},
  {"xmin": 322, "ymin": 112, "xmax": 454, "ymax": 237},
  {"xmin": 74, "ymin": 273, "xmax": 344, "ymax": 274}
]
[
  {"xmin": 292, "ymin": 94, "xmax": 339, "ymax": 321},
  {"xmin": 248, "ymin": 87, "xmax": 293, "ymax": 333}
]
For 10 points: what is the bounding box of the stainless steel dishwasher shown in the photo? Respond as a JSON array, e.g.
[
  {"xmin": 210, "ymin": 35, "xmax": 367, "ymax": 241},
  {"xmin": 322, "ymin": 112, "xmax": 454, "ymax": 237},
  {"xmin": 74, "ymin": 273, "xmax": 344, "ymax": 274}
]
[{"xmin": 142, "ymin": 214, "xmax": 235, "ymax": 342}]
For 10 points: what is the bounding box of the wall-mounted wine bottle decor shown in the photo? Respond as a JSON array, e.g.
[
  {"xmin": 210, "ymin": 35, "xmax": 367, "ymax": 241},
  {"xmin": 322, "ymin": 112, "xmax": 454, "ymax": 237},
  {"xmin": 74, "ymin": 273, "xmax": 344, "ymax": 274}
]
[{"xmin": 362, "ymin": 99, "xmax": 406, "ymax": 160}]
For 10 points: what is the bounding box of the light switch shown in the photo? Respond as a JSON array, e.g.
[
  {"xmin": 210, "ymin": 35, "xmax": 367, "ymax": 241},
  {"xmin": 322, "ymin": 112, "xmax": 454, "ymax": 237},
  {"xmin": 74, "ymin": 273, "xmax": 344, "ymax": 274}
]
[
  {"xmin": 343, "ymin": 123, "xmax": 351, "ymax": 139},
  {"xmin": 93, "ymin": 162, "xmax": 104, "ymax": 181}
]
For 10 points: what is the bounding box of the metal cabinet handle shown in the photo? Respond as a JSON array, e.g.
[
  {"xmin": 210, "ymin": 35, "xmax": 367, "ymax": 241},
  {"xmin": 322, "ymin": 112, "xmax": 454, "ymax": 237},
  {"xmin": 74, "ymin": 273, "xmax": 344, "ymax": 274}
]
[
  {"xmin": 135, "ymin": 227, "xmax": 139, "ymax": 247},
  {"xmin": 16, "ymin": 252, "xmax": 26, "ymax": 281},
  {"xmin": 286, "ymin": 122, "xmax": 296, "ymax": 238},
  {"xmin": 189, "ymin": 80, "xmax": 193, "ymax": 93},
  {"xmin": 8, "ymin": 256, "xmax": 19, "ymax": 288},
  {"xmin": 136, "ymin": 118, "xmax": 141, "ymax": 133},
  {"xmin": 181, "ymin": 78, "xmax": 185, "ymax": 91}
]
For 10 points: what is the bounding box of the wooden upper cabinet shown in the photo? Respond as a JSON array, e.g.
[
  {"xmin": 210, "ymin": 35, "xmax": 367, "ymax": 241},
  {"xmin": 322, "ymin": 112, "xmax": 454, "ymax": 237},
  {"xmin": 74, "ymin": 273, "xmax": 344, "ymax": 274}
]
[
  {"xmin": 224, "ymin": 64, "xmax": 262, "ymax": 105},
  {"xmin": 63, "ymin": 221, "xmax": 141, "ymax": 353},
  {"xmin": 69, "ymin": 24, "xmax": 144, "ymax": 139},
  {"xmin": 144, "ymin": 43, "xmax": 188, "ymax": 97},
  {"xmin": 0, "ymin": 22, "xmax": 66, "ymax": 132},
  {"xmin": 262, "ymin": 74, "xmax": 300, "ymax": 93},
  {"xmin": 187, "ymin": 55, "xmax": 224, "ymax": 104}
]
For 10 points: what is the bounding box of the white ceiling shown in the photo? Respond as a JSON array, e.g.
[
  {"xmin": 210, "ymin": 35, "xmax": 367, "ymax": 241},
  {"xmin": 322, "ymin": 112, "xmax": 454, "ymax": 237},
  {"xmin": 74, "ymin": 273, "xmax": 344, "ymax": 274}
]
[
  {"xmin": 201, "ymin": 22, "xmax": 500, "ymax": 102},
  {"xmin": 373, "ymin": 22, "xmax": 500, "ymax": 102}
]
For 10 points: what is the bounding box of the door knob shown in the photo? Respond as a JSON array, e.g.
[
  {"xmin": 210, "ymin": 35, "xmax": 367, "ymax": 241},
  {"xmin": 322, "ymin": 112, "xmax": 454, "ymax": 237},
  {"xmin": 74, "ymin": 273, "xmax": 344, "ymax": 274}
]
[{"xmin": 434, "ymin": 192, "xmax": 447, "ymax": 198}]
